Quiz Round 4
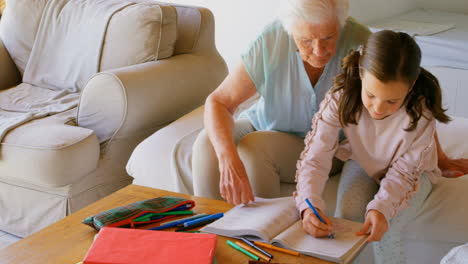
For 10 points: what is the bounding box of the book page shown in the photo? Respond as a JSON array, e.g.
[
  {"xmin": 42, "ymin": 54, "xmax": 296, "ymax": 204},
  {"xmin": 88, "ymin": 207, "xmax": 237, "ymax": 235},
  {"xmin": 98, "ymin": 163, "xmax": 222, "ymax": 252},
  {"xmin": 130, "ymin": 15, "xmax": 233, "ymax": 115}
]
[
  {"xmin": 272, "ymin": 218, "xmax": 367, "ymax": 263},
  {"xmin": 370, "ymin": 20, "xmax": 455, "ymax": 36},
  {"xmin": 201, "ymin": 197, "xmax": 299, "ymax": 242}
]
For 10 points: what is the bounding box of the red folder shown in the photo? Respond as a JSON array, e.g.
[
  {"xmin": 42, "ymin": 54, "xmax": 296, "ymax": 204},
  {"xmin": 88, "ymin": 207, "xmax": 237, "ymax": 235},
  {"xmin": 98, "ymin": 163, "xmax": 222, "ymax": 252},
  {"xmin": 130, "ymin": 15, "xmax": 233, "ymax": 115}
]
[{"xmin": 83, "ymin": 227, "xmax": 217, "ymax": 264}]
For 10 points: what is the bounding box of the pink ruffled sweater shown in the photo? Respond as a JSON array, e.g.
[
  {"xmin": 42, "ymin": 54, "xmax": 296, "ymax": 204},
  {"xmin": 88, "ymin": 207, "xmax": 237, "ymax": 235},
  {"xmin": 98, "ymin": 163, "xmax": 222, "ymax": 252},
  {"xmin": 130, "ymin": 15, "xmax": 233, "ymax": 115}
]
[{"xmin": 294, "ymin": 90, "xmax": 442, "ymax": 222}]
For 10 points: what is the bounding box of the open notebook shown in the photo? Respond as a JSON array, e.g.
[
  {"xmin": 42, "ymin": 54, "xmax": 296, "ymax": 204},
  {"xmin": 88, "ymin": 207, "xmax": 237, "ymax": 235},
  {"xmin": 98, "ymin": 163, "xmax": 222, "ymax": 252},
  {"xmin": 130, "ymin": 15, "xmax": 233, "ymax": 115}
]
[{"xmin": 201, "ymin": 197, "xmax": 368, "ymax": 264}]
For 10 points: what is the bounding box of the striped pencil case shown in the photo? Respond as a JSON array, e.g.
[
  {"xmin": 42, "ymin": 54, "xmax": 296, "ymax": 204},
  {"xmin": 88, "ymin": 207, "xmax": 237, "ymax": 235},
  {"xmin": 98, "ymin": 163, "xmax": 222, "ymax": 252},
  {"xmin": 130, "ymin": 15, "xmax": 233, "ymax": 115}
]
[{"xmin": 82, "ymin": 196, "xmax": 195, "ymax": 230}]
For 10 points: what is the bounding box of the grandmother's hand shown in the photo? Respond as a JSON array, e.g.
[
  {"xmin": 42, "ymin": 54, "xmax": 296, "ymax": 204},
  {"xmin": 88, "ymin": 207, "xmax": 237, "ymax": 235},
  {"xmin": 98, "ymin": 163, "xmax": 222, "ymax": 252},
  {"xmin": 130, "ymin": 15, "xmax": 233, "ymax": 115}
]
[
  {"xmin": 439, "ymin": 157, "xmax": 468, "ymax": 178},
  {"xmin": 218, "ymin": 153, "xmax": 255, "ymax": 205}
]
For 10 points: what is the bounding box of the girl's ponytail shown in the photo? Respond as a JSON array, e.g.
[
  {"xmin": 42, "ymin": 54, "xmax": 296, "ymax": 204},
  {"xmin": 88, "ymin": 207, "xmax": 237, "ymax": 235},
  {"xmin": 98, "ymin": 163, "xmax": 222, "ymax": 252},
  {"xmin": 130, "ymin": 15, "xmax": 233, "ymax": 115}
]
[
  {"xmin": 333, "ymin": 49, "xmax": 363, "ymax": 126},
  {"xmin": 404, "ymin": 67, "xmax": 451, "ymax": 131}
]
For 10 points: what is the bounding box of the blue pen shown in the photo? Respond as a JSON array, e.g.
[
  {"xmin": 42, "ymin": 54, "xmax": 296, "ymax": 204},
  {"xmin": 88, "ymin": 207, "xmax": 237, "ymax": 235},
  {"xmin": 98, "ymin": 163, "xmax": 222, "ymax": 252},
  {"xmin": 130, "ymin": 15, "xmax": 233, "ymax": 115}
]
[
  {"xmin": 149, "ymin": 216, "xmax": 199, "ymax": 231},
  {"xmin": 305, "ymin": 198, "xmax": 335, "ymax": 239},
  {"xmin": 183, "ymin": 213, "xmax": 224, "ymax": 227}
]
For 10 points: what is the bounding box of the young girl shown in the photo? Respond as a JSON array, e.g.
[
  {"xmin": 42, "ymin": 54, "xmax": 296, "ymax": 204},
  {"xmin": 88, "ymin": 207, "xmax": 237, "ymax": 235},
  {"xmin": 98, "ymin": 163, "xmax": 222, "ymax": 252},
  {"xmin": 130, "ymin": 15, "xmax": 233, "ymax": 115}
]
[{"xmin": 294, "ymin": 30, "xmax": 450, "ymax": 263}]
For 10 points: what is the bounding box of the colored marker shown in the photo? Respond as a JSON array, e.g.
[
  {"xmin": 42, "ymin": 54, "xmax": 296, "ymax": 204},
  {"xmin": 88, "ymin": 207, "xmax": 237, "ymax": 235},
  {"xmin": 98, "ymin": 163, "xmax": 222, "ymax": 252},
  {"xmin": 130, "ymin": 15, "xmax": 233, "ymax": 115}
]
[
  {"xmin": 134, "ymin": 211, "xmax": 194, "ymax": 222},
  {"xmin": 253, "ymin": 241, "xmax": 300, "ymax": 256},
  {"xmin": 240, "ymin": 237, "xmax": 273, "ymax": 259},
  {"xmin": 235, "ymin": 241, "xmax": 271, "ymax": 262},
  {"xmin": 149, "ymin": 215, "xmax": 201, "ymax": 230},
  {"xmin": 227, "ymin": 240, "xmax": 260, "ymax": 261},
  {"xmin": 175, "ymin": 218, "xmax": 217, "ymax": 231},
  {"xmin": 182, "ymin": 213, "xmax": 224, "ymax": 227},
  {"xmin": 164, "ymin": 213, "xmax": 208, "ymax": 225}
]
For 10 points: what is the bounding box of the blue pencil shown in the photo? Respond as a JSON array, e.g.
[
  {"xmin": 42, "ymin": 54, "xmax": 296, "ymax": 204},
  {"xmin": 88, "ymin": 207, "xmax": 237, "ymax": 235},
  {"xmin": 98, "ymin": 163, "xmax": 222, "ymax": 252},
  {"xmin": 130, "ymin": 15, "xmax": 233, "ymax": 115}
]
[{"xmin": 305, "ymin": 198, "xmax": 335, "ymax": 239}]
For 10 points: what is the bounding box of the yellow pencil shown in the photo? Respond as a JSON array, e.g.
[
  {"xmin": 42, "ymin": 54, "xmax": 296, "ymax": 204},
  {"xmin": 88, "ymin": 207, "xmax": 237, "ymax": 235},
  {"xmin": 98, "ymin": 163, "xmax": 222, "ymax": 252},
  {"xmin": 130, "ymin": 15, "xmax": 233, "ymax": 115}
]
[
  {"xmin": 253, "ymin": 241, "xmax": 300, "ymax": 256},
  {"xmin": 235, "ymin": 241, "xmax": 271, "ymax": 262}
]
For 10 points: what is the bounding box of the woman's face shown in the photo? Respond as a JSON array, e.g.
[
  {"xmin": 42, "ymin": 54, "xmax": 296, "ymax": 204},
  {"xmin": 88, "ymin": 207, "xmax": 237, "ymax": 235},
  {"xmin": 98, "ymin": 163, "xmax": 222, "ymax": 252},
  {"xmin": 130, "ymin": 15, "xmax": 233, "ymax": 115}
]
[
  {"xmin": 292, "ymin": 18, "xmax": 340, "ymax": 69},
  {"xmin": 361, "ymin": 70, "xmax": 410, "ymax": 120}
]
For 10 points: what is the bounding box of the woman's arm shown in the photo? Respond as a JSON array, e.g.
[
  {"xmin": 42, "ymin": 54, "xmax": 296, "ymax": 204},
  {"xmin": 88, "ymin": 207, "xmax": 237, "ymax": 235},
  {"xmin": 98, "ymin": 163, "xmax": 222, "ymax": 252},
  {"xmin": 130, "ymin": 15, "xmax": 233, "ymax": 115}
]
[
  {"xmin": 435, "ymin": 131, "xmax": 468, "ymax": 178},
  {"xmin": 204, "ymin": 61, "xmax": 257, "ymax": 205}
]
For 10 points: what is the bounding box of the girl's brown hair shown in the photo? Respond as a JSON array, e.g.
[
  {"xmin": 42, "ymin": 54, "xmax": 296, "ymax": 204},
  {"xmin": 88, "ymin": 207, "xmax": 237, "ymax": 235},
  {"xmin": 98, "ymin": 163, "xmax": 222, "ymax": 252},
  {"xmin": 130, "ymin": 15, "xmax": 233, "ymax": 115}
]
[{"xmin": 333, "ymin": 30, "xmax": 450, "ymax": 131}]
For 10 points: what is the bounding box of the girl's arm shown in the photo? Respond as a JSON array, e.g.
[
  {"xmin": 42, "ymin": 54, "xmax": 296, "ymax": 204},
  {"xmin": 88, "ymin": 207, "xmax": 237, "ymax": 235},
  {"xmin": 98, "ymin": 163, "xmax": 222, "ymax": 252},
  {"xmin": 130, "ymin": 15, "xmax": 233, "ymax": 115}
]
[
  {"xmin": 366, "ymin": 118, "xmax": 438, "ymax": 223},
  {"xmin": 294, "ymin": 91, "xmax": 343, "ymax": 215}
]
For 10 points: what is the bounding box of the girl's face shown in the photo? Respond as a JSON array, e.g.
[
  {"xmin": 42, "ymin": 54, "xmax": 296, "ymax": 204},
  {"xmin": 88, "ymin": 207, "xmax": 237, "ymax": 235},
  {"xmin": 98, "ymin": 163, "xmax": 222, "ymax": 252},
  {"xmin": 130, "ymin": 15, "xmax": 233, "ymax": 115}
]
[
  {"xmin": 361, "ymin": 70, "xmax": 410, "ymax": 120},
  {"xmin": 292, "ymin": 18, "xmax": 340, "ymax": 69}
]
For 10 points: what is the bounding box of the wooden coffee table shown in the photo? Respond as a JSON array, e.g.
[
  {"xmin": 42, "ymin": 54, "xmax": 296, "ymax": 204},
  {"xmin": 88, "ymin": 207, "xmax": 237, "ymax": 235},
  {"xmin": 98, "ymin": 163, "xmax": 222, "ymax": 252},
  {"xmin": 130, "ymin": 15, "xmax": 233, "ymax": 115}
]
[{"xmin": 0, "ymin": 184, "xmax": 333, "ymax": 264}]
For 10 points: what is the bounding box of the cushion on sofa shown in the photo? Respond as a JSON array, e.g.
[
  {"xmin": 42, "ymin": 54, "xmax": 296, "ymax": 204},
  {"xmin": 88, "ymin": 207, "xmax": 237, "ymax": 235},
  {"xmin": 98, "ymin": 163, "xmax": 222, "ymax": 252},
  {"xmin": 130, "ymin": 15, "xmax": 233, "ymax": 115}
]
[
  {"xmin": 0, "ymin": 0, "xmax": 178, "ymax": 78},
  {"xmin": 0, "ymin": 0, "xmax": 48, "ymax": 75},
  {"xmin": 0, "ymin": 109, "xmax": 100, "ymax": 188},
  {"xmin": 100, "ymin": 2, "xmax": 177, "ymax": 71}
]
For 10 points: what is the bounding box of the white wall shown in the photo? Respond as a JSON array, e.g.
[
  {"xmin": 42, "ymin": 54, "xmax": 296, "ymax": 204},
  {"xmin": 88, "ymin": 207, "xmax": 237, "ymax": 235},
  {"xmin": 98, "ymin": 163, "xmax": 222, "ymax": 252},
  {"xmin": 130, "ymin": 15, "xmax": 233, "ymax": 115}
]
[
  {"xmin": 415, "ymin": 0, "xmax": 468, "ymax": 15},
  {"xmin": 166, "ymin": 0, "xmax": 281, "ymax": 71},
  {"xmin": 167, "ymin": 0, "xmax": 420, "ymax": 70},
  {"xmin": 349, "ymin": 0, "xmax": 417, "ymax": 23},
  {"xmin": 168, "ymin": 0, "xmax": 465, "ymax": 71}
]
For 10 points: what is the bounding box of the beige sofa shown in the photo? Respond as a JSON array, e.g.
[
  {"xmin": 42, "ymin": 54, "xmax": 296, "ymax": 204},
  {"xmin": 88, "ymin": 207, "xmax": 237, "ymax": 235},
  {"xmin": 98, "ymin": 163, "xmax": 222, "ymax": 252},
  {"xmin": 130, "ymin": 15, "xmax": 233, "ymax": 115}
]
[{"xmin": 0, "ymin": 0, "xmax": 227, "ymax": 237}]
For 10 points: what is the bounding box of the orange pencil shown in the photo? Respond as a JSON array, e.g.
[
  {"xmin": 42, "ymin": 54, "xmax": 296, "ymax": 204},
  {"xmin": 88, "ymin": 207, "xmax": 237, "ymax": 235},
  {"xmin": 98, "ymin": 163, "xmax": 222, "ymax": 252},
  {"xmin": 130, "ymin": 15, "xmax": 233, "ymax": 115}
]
[
  {"xmin": 253, "ymin": 241, "xmax": 300, "ymax": 256},
  {"xmin": 235, "ymin": 241, "xmax": 271, "ymax": 262}
]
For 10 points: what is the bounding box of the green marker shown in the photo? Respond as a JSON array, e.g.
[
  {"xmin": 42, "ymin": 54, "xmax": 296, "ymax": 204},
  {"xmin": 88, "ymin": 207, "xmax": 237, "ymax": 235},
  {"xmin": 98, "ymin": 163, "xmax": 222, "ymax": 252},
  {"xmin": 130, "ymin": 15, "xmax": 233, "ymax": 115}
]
[
  {"xmin": 134, "ymin": 211, "xmax": 194, "ymax": 222},
  {"xmin": 227, "ymin": 240, "xmax": 260, "ymax": 261}
]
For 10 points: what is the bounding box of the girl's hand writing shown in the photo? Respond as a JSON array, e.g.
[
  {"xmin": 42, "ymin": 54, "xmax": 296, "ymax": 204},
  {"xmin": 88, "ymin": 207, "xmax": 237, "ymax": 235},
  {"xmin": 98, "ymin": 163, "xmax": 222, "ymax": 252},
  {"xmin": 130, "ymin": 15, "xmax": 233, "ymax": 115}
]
[
  {"xmin": 302, "ymin": 208, "xmax": 334, "ymax": 238},
  {"xmin": 356, "ymin": 209, "xmax": 388, "ymax": 242}
]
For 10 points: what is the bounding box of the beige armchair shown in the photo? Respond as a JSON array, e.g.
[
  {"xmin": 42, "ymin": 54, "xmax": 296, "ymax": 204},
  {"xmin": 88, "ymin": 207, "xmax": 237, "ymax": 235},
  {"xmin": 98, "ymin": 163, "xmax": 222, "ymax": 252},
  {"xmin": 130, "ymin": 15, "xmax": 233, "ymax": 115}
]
[{"xmin": 0, "ymin": 0, "xmax": 227, "ymax": 237}]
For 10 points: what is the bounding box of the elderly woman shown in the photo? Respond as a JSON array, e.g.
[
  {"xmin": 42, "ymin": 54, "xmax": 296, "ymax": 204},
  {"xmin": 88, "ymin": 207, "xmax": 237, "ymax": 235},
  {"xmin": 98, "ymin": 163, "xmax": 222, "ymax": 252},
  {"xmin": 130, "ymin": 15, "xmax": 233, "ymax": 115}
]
[
  {"xmin": 192, "ymin": 0, "xmax": 468, "ymax": 206},
  {"xmin": 127, "ymin": 0, "xmax": 468, "ymax": 204},
  {"xmin": 192, "ymin": 0, "xmax": 365, "ymax": 204}
]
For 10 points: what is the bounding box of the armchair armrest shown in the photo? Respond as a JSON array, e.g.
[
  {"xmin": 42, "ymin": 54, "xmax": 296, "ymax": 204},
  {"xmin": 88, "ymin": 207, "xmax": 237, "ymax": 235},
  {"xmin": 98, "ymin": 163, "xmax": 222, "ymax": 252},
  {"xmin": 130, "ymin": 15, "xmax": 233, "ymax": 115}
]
[
  {"xmin": 77, "ymin": 51, "xmax": 227, "ymax": 143},
  {"xmin": 0, "ymin": 37, "xmax": 21, "ymax": 90}
]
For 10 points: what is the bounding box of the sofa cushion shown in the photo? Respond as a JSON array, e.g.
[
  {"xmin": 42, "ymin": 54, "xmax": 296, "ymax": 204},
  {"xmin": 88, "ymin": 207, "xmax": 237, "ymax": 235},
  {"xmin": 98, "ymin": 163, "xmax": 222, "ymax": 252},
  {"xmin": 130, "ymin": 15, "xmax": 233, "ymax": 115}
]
[
  {"xmin": 100, "ymin": 2, "xmax": 177, "ymax": 71},
  {"xmin": 0, "ymin": 0, "xmax": 177, "ymax": 77},
  {"xmin": 0, "ymin": 0, "xmax": 47, "ymax": 75},
  {"xmin": 0, "ymin": 109, "xmax": 100, "ymax": 188}
]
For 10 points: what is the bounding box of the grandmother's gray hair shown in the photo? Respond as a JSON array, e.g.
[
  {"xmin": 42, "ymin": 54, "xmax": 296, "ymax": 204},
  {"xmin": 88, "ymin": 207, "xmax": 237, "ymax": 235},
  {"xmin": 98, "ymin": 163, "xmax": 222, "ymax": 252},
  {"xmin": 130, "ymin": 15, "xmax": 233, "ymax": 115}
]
[{"xmin": 279, "ymin": 0, "xmax": 349, "ymax": 34}]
